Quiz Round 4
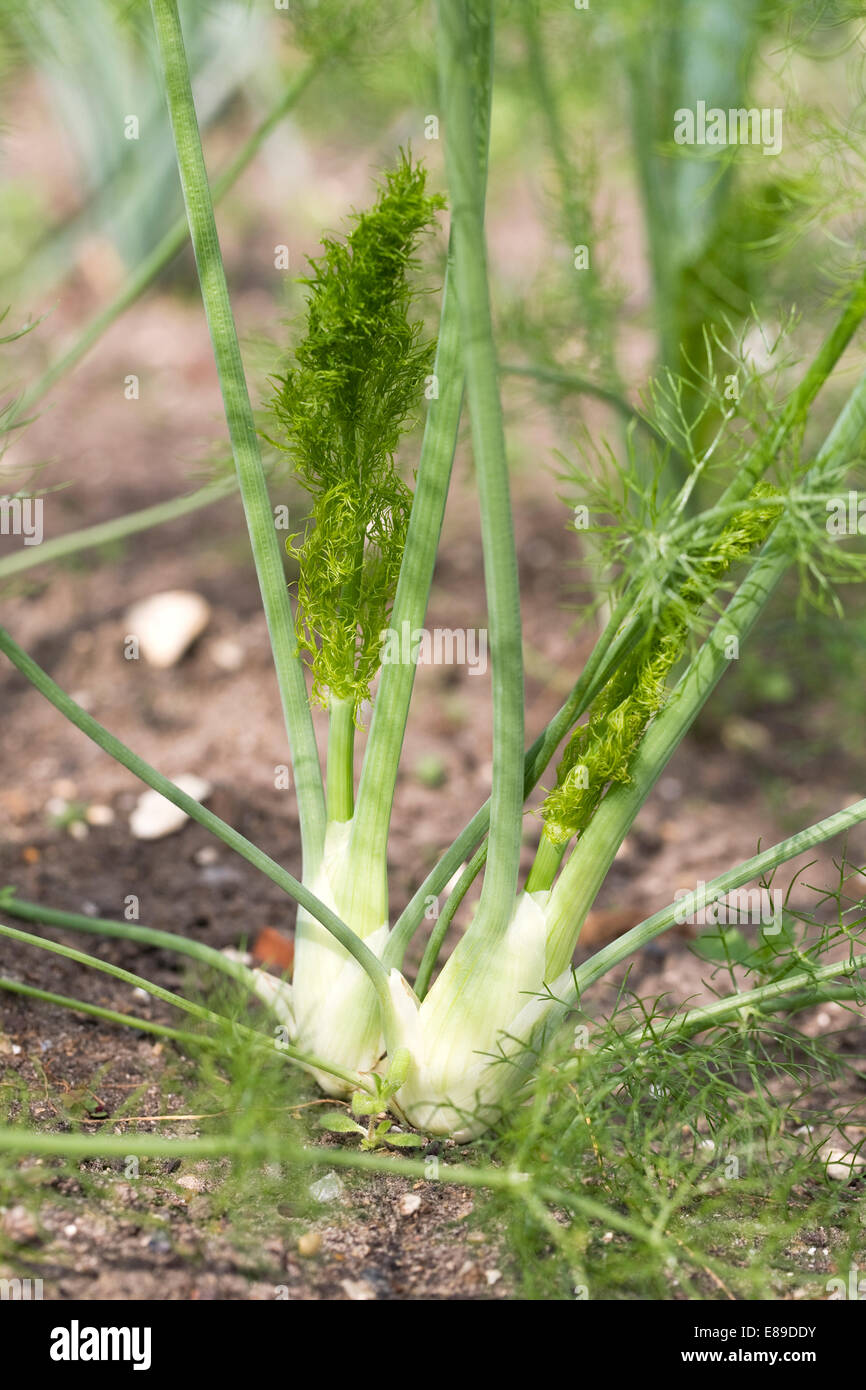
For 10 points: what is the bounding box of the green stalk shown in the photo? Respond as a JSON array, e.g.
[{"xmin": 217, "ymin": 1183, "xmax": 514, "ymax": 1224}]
[
  {"xmin": 326, "ymin": 695, "xmax": 355, "ymax": 823},
  {"xmin": 0, "ymin": 475, "xmax": 235, "ymax": 583},
  {"xmin": 0, "ymin": 920, "xmax": 235, "ymax": 1031},
  {"xmin": 149, "ymin": 0, "xmax": 325, "ymax": 874},
  {"xmin": 627, "ymin": 952, "xmax": 866, "ymax": 1047},
  {"xmin": 414, "ymin": 838, "xmax": 487, "ymax": 998},
  {"xmin": 524, "ymin": 831, "xmax": 566, "ymax": 895},
  {"xmin": 0, "ymin": 1126, "xmax": 644, "ymax": 1237},
  {"xmin": 347, "ymin": 25, "xmax": 493, "ymax": 926},
  {"xmin": 544, "ymin": 364, "xmax": 866, "ymax": 975},
  {"xmin": 0, "ymin": 894, "xmax": 261, "ymax": 992},
  {"xmin": 385, "ymin": 589, "xmax": 640, "ymax": 966},
  {"xmin": 434, "ymin": 0, "xmax": 524, "ymax": 944},
  {"xmin": 500, "ymin": 363, "xmax": 649, "ymax": 429},
  {"xmin": 344, "ymin": 256, "xmax": 461, "ymax": 894},
  {"xmin": 0, "ymin": 918, "xmax": 367, "ymax": 1092},
  {"xmin": 11, "ymin": 49, "xmax": 331, "ymax": 422},
  {"xmin": 0, "ymin": 977, "xmax": 220, "ymax": 1049},
  {"xmin": 569, "ymin": 797, "xmax": 866, "ymax": 997},
  {"xmin": 0, "ymin": 624, "xmax": 388, "ymax": 1005}
]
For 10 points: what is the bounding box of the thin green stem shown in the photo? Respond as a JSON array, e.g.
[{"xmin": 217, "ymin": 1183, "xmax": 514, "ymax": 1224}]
[
  {"xmin": 0, "ymin": 475, "xmax": 235, "ymax": 583},
  {"xmin": 327, "ymin": 695, "xmax": 355, "ymax": 823},
  {"xmin": 348, "ymin": 28, "xmax": 493, "ymax": 923},
  {"xmin": 500, "ymin": 363, "xmax": 648, "ymax": 428},
  {"xmin": 150, "ymin": 0, "xmax": 325, "ymax": 874},
  {"xmin": 433, "ymin": 0, "xmax": 523, "ymax": 945},
  {"xmin": 0, "ymin": 918, "xmax": 367, "ymax": 1092},
  {"xmin": 627, "ymin": 952, "xmax": 866, "ymax": 1047},
  {"xmin": 385, "ymin": 589, "xmax": 639, "ymax": 967},
  {"xmin": 0, "ymin": 893, "xmax": 260, "ymax": 992},
  {"xmin": 568, "ymin": 797, "xmax": 866, "ymax": 998},
  {"xmin": 0, "ymin": 977, "xmax": 218, "ymax": 1048},
  {"xmin": 0, "ymin": 919, "xmax": 230, "ymax": 1030},
  {"xmin": 414, "ymin": 839, "xmax": 487, "ymax": 999},
  {"xmin": 0, "ymin": 624, "xmax": 388, "ymax": 1006},
  {"xmin": 525, "ymin": 829, "xmax": 566, "ymax": 894}
]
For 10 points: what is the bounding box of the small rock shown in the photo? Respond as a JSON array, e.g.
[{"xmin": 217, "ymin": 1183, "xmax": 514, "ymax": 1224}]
[
  {"xmin": 823, "ymin": 1148, "xmax": 866, "ymax": 1181},
  {"xmin": 252, "ymin": 927, "xmax": 294, "ymax": 973},
  {"xmin": 2, "ymin": 1204, "xmax": 39, "ymax": 1244},
  {"xmin": 145, "ymin": 1233, "xmax": 172, "ymax": 1254},
  {"xmin": 194, "ymin": 845, "xmax": 220, "ymax": 866},
  {"xmin": 341, "ymin": 1278, "xmax": 377, "ymax": 1301},
  {"xmin": 484, "ymin": 1268, "xmax": 502, "ymax": 1286},
  {"xmin": 68, "ymin": 820, "xmax": 89, "ymax": 841},
  {"xmin": 309, "ymin": 1172, "xmax": 343, "ymax": 1204},
  {"xmin": 176, "ymin": 1174, "xmax": 205, "ymax": 1193},
  {"xmin": 63, "ymin": 1223, "xmax": 77, "ymax": 1237},
  {"xmin": 129, "ymin": 775, "xmax": 211, "ymax": 841},
  {"xmin": 125, "ymin": 590, "xmax": 211, "ymax": 669},
  {"xmin": 398, "ymin": 1193, "xmax": 422, "ymax": 1217},
  {"xmin": 209, "ymin": 637, "xmax": 243, "ymax": 672},
  {"xmin": 85, "ymin": 803, "xmax": 115, "ymax": 827},
  {"xmin": 297, "ymin": 1231, "xmax": 322, "ymax": 1258},
  {"xmin": 51, "ymin": 777, "xmax": 78, "ymax": 799}
]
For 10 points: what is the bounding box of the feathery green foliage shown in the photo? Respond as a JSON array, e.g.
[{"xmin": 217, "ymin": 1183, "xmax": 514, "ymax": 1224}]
[
  {"xmin": 542, "ymin": 483, "xmax": 781, "ymax": 845},
  {"xmin": 272, "ymin": 153, "xmax": 444, "ymax": 711}
]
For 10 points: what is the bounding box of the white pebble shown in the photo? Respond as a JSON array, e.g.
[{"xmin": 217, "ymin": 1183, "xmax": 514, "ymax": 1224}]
[
  {"xmin": 209, "ymin": 637, "xmax": 243, "ymax": 671},
  {"xmin": 309, "ymin": 1171, "xmax": 343, "ymax": 1203},
  {"xmin": 398, "ymin": 1193, "xmax": 422, "ymax": 1217},
  {"xmin": 129, "ymin": 775, "xmax": 211, "ymax": 841},
  {"xmin": 85, "ymin": 804, "xmax": 115, "ymax": 827},
  {"xmin": 125, "ymin": 590, "xmax": 211, "ymax": 669}
]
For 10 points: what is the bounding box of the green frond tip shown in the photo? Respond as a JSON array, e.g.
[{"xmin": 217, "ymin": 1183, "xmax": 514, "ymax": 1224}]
[
  {"xmin": 271, "ymin": 151, "xmax": 445, "ymax": 711},
  {"xmin": 542, "ymin": 483, "xmax": 780, "ymax": 846}
]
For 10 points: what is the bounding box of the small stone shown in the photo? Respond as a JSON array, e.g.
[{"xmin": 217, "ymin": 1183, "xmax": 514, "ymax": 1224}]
[
  {"xmin": 68, "ymin": 820, "xmax": 89, "ymax": 841},
  {"xmin": 194, "ymin": 846, "xmax": 219, "ymax": 866},
  {"xmin": 398, "ymin": 1193, "xmax": 422, "ymax": 1217},
  {"xmin": 297, "ymin": 1231, "xmax": 322, "ymax": 1258},
  {"xmin": 51, "ymin": 777, "xmax": 78, "ymax": 800},
  {"xmin": 129, "ymin": 775, "xmax": 211, "ymax": 841},
  {"xmin": 823, "ymin": 1148, "xmax": 866, "ymax": 1181},
  {"xmin": 252, "ymin": 927, "xmax": 294, "ymax": 972},
  {"xmin": 341, "ymin": 1278, "xmax": 376, "ymax": 1301},
  {"xmin": 484, "ymin": 1268, "xmax": 502, "ymax": 1286},
  {"xmin": 2, "ymin": 1205, "xmax": 39, "ymax": 1244},
  {"xmin": 85, "ymin": 803, "xmax": 115, "ymax": 827},
  {"xmin": 63, "ymin": 1223, "xmax": 77, "ymax": 1237},
  {"xmin": 209, "ymin": 637, "xmax": 243, "ymax": 672},
  {"xmin": 176, "ymin": 1174, "xmax": 205, "ymax": 1192},
  {"xmin": 309, "ymin": 1172, "xmax": 343, "ymax": 1204},
  {"xmin": 125, "ymin": 590, "xmax": 211, "ymax": 669}
]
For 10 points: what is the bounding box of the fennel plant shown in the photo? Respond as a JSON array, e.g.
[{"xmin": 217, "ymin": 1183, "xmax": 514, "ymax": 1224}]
[{"xmin": 1, "ymin": 0, "xmax": 866, "ymax": 1163}]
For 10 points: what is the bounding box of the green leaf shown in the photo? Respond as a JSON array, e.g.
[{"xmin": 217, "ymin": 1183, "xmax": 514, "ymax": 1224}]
[
  {"xmin": 385, "ymin": 1132, "xmax": 426, "ymax": 1149},
  {"xmin": 317, "ymin": 1111, "xmax": 365, "ymax": 1136}
]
